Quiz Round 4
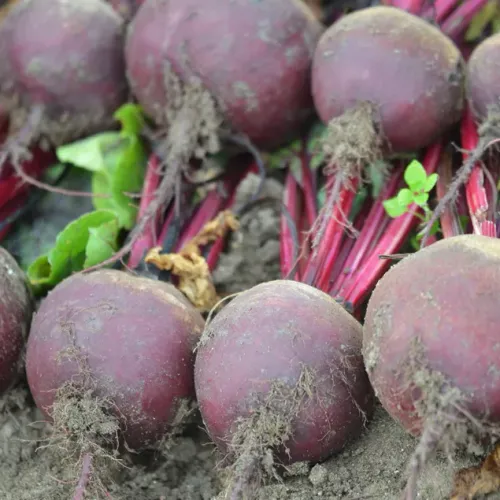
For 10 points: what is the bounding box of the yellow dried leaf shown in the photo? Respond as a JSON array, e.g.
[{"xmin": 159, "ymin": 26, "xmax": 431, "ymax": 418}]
[
  {"xmin": 450, "ymin": 443, "xmax": 500, "ymax": 499},
  {"xmin": 145, "ymin": 210, "xmax": 239, "ymax": 312}
]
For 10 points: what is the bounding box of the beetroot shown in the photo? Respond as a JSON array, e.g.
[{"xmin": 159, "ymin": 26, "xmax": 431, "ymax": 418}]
[
  {"xmin": 467, "ymin": 33, "xmax": 500, "ymax": 122},
  {"xmin": 311, "ymin": 5, "xmax": 465, "ymax": 153},
  {"xmin": 0, "ymin": 246, "xmax": 32, "ymax": 394},
  {"xmin": 0, "ymin": 0, "xmax": 127, "ymax": 155},
  {"xmin": 363, "ymin": 235, "xmax": 500, "ymax": 498},
  {"xmin": 124, "ymin": 0, "xmax": 324, "ymax": 150},
  {"xmin": 195, "ymin": 280, "xmax": 374, "ymax": 498},
  {"xmin": 26, "ymin": 269, "xmax": 204, "ymax": 451}
]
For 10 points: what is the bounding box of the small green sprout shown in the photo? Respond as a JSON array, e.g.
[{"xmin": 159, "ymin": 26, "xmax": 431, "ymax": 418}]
[
  {"xmin": 383, "ymin": 159, "xmax": 438, "ymax": 219},
  {"xmin": 383, "ymin": 159, "xmax": 441, "ymax": 247}
]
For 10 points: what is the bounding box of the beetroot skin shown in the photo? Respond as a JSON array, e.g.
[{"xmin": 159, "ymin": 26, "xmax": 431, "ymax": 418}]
[
  {"xmin": 125, "ymin": 0, "xmax": 324, "ymax": 150},
  {"xmin": 466, "ymin": 32, "xmax": 500, "ymax": 121},
  {"xmin": 195, "ymin": 280, "xmax": 374, "ymax": 475},
  {"xmin": 312, "ymin": 6, "xmax": 465, "ymax": 152},
  {"xmin": 26, "ymin": 269, "xmax": 204, "ymax": 450},
  {"xmin": 0, "ymin": 0, "xmax": 127, "ymax": 144},
  {"xmin": 0, "ymin": 247, "xmax": 32, "ymax": 395},
  {"xmin": 364, "ymin": 235, "xmax": 500, "ymax": 436}
]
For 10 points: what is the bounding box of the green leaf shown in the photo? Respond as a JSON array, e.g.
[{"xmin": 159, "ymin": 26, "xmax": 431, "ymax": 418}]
[
  {"xmin": 84, "ymin": 218, "xmax": 120, "ymax": 268},
  {"xmin": 27, "ymin": 210, "xmax": 120, "ymax": 294},
  {"xmin": 310, "ymin": 151, "xmax": 325, "ymax": 170},
  {"xmin": 397, "ymin": 188, "xmax": 414, "ymax": 207},
  {"xmin": 413, "ymin": 192, "xmax": 429, "ymax": 207},
  {"xmin": 383, "ymin": 197, "xmax": 408, "ymax": 218},
  {"xmin": 424, "ymin": 173, "xmax": 439, "ymax": 192},
  {"xmin": 56, "ymin": 132, "xmax": 121, "ymax": 172},
  {"xmin": 114, "ymin": 103, "xmax": 145, "ymax": 137},
  {"xmin": 404, "ymin": 159, "xmax": 427, "ymax": 190},
  {"xmin": 266, "ymin": 141, "xmax": 301, "ymax": 171},
  {"xmin": 306, "ymin": 122, "xmax": 327, "ymax": 154},
  {"xmin": 56, "ymin": 105, "xmax": 148, "ymax": 230},
  {"xmin": 466, "ymin": 0, "xmax": 498, "ymax": 41},
  {"xmin": 459, "ymin": 215, "xmax": 470, "ymax": 232},
  {"xmin": 107, "ymin": 135, "xmax": 147, "ymax": 229}
]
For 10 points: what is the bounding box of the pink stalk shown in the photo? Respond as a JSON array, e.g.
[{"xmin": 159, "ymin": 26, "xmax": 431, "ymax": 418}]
[
  {"xmin": 337, "ymin": 142, "xmax": 443, "ymax": 311},
  {"xmin": 300, "ymin": 151, "xmax": 318, "ymax": 227},
  {"xmin": 315, "ymin": 182, "xmax": 358, "ymax": 292},
  {"xmin": 302, "ymin": 175, "xmax": 359, "ymax": 288},
  {"xmin": 0, "ymin": 147, "xmax": 55, "ymax": 206},
  {"xmin": 175, "ymin": 190, "xmax": 225, "ymax": 252},
  {"xmin": 436, "ymin": 150, "xmax": 463, "ymax": 238},
  {"xmin": 421, "ymin": 0, "xmax": 459, "ymax": 23},
  {"xmin": 461, "ymin": 106, "xmax": 496, "ymax": 237},
  {"xmin": 127, "ymin": 154, "xmax": 162, "ymax": 268},
  {"xmin": 331, "ymin": 167, "xmax": 403, "ymax": 296},
  {"xmin": 328, "ymin": 197, "xmax": 373, "ymax": 287},
  {"xmin": 441, "ymin": 0, "xmax": 490, "ymax": 40},
  {"xmin": 386, "ymin": 0, "xmax": 425, "ymax": 14}
]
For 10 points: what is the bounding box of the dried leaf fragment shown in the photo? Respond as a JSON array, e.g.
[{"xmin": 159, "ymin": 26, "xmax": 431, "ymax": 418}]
[
  {"xmin": 145, "ymin": 210, "xmax": 239, "ymax": 312},
  {"xmin": 450, "ymin": 443, "xmax": 500, "ymax": 499}
]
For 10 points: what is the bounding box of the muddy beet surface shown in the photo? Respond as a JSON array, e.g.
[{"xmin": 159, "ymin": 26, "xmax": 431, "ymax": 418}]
[{"xmin": 0, "ymin": 170, "xmax": 494, "ymax": 500}]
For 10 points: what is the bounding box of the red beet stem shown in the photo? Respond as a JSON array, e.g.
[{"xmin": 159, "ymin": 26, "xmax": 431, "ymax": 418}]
[
  {"xmin": 128, "ymin": 154, "xmax": 162, "ymax": 268},
  {"xmin": 331, "ymin": 168, "xmax": 402, "ymax": 297},
  {"xmin": 316, "ymin": 185, "xmax": 358, "ymax": 291},
  {"xmin": 0, "ymin": 147, "xmax": 54, "ymax": 205},
  {"xmin": 175, "ymin": 190, "xmax": 226, "ymax": 252},
  {"xmin": 461, "ymin": 106, "xmax": 496, "ymax": 236},
  {"xmin": 436, "ymin": 150, "xmax": 463, "ymax": 238},
  {"xmin": 338, "ymin": 142, "xmax": 443, "ymax": 311},
  {"xmin": 328, "ymin": 197, "xmax": 373, "ymax": 288},
  {"xmin": 385, "ymin": 0, "xmax": 425, "ymax": 14},
  {"xmin": 421, "ymin": 0, "xmax": 459, "ymax": 23},
  {"xmin": 441, "ymin": 0, "xmax": 490, "ymax": 40}
]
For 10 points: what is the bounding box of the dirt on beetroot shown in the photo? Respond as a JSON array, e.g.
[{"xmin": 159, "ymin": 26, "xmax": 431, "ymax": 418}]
[{"xmin": 0, "ymin": 172, "xmax": 496, "ymax": 500}]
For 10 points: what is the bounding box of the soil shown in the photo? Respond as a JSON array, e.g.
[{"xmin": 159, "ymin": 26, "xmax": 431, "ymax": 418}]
[{"xmin": 0, "ymin": 170, "xmax": 496, "ymax": 500}]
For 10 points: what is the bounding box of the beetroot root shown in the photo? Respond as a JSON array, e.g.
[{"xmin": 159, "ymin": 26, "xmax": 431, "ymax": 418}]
[
  {"xmin": 363, "ymin": 235, "xmax": 500, "ymax": 498},
  {"xmin": 125, "ymin": 0, "xmax": 323, "ymax": 150},
  {"xmin": 26, "ymin": 269, "xmax": 205, "ymax": 451},
  {"xmin": 0, "ymin": 246, "xmax": 32, "ymax": 395},
  {"xmin": 195, "ymin": 280, "xmax": 374, "ymax": 498},
  {"xmin": 312, "ymin": 5, "xmax": 465, "ymax": 153},
  {"xmin": 0, "ymin": 0, "xmax": 127, "ymax": 152}
]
